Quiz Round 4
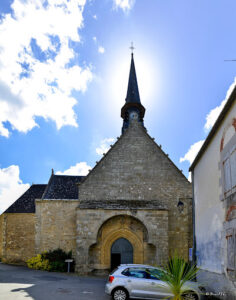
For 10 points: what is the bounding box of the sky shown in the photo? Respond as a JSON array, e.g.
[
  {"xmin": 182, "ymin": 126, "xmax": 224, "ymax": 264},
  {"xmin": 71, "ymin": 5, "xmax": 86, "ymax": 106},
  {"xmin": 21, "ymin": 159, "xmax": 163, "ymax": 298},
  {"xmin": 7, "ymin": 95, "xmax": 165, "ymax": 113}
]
[{"xmin": 0, "ymin": 0, "xmax": 236, "ymax": 213}]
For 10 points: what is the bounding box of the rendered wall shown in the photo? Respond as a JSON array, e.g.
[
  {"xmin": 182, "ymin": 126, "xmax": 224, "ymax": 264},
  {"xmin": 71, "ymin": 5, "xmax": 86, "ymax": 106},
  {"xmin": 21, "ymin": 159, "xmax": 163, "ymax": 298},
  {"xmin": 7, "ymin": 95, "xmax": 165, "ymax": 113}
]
[
  {"xmin": 194, "ymin": 103, "xmax": 236, "ymax": 273},
  {"xmin": 193, "ymin": 102, "xmax": 236, "ymax": 297}
]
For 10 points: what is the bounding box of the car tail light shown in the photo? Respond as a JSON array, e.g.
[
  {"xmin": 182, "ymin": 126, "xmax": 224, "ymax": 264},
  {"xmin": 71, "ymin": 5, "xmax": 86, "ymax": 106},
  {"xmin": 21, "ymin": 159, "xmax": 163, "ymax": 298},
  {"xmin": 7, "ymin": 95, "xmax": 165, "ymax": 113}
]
[{"xmin": 109, "ymin": 276, "xmax": 115, "ymax": 283}]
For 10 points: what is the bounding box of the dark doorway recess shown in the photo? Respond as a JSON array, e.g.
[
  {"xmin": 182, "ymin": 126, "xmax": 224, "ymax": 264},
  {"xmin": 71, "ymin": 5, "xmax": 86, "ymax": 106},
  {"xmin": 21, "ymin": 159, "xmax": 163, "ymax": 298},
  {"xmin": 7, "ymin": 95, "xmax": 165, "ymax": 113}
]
[{"xmin": 111, "ymin": 238, "xmax": 133, "ymax": 270}]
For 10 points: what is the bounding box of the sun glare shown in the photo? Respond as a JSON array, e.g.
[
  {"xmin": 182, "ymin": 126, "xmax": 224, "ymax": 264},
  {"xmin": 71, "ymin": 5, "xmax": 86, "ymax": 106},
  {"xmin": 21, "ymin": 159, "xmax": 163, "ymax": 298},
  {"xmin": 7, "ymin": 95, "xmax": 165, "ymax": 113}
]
[{"xmin": 103, "ymin": 49, "xmax": 159, "ymax": 120}]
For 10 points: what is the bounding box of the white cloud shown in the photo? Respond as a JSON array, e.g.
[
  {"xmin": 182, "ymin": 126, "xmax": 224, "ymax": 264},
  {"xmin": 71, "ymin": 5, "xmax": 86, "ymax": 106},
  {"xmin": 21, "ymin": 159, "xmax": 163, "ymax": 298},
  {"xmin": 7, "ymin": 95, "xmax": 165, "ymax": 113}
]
[
  {"xmin": 0, "ymin": 165, "xmax": 30, "ymax": 214},
  {"xmin": 180, "ymin": 77, "xmax": 236, "ymax": 176},
  {"xmin": 56, "ymin": 162, "xmax": 91, "ymax": 176},
  {"xmin": 98, "ymin": 46, "xmax": 105, "ymax": 54},
  {"xmin": 92, "ymin": 37, "xmax": 105, "ymax": 54},
  {"xmin": 96, "ymin": 138, "xmax": 115, "ymax": 155},
  {"xmin": 93, "ymin": 14, "xmax": 97, "ymax": 20},
  {"xmin": 113, "ymin": 0, "xmax": 135, "ymax": 12},
  {"xmin": 0, "ymin": 0, "xmax": 93, "ymax": 137},
  {"xmin": 180, "ymin": 140, "xmax": 205, "ymax": 165},
  {"xmin": 204, "ymin": 79, "xmax": 236, "ymax": 131},
  {"xmin": 204, "ymin": 99, "xmax": 227, "ymax": 131}
]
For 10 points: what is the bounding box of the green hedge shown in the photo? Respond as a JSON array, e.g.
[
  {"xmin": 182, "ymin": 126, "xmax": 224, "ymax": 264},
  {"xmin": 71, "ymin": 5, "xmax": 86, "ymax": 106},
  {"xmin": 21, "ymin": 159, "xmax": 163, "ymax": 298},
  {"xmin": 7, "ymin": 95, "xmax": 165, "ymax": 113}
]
[{"xmin": 27, "ymin": 248, "xmax": 74, "ymax": 272}]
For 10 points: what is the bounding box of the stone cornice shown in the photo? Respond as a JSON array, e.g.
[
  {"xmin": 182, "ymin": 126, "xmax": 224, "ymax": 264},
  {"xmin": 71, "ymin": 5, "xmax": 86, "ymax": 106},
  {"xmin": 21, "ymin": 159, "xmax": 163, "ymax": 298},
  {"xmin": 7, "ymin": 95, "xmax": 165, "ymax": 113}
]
[{"xmin": 78, "ymin": 200, "xmax": 168, "ymax": 210}]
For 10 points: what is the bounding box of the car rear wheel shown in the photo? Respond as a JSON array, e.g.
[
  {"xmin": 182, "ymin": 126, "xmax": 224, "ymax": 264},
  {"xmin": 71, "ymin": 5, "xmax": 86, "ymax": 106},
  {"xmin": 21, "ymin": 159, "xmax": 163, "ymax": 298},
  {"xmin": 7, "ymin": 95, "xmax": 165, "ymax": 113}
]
[
  {"xmin": 183, "ymin": 292, "xmax": 199, "ymax": 300},
  {"xmin": 112, "ymin": 288, "xmax": 129, "ymax": 300}
]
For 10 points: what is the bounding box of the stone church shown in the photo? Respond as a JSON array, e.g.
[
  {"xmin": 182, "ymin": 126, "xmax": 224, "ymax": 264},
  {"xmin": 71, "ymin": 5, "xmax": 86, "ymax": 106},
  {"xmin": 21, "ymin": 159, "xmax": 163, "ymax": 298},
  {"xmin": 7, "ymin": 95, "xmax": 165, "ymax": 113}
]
[{"xmin": 0, "ymin": 54, "xmax": 192, "ymax": 274}]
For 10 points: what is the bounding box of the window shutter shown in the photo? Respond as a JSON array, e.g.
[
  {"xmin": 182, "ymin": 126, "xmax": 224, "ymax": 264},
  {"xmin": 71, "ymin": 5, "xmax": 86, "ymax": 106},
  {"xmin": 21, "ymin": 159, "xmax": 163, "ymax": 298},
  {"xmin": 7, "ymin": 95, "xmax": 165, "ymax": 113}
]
[
  {"xmin": 230, "ymin": 149, "xmax": 236, "ymax": 189},
  {"xmin": 224, "ymin": 158, "xmax": 231, "ymax": 192}
]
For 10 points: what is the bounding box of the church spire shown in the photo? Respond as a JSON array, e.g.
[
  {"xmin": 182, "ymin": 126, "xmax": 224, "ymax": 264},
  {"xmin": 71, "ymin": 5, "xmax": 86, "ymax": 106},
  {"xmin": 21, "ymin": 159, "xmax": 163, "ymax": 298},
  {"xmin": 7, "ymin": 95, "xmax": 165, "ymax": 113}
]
[
  {"xmin": 121, "ymin": 50, "xmax": 146, "ymax": 134},
  {"xmin": 125, "ymin": 53, "xmax": 141, "ymax": 104}
]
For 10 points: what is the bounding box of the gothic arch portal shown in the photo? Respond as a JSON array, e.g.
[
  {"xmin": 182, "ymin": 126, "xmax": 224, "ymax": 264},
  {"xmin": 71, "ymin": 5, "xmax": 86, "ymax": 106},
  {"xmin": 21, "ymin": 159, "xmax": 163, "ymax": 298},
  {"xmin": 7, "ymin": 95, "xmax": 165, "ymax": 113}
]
[{"xmin": 88, "ymin": 214, "xmax": 155, "ymax": 271}]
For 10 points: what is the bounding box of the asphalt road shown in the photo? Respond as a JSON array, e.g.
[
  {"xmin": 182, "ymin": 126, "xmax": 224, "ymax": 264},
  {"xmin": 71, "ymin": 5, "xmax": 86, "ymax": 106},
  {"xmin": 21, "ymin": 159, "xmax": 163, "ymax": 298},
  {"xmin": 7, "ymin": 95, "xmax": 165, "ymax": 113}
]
[
  {"xmin": 0, "ymin": 263, "xmax": 221, "ymax": 300},
  {"xmin": 0, "ymin": 263, "xmax": 111, "ymax": 300}
]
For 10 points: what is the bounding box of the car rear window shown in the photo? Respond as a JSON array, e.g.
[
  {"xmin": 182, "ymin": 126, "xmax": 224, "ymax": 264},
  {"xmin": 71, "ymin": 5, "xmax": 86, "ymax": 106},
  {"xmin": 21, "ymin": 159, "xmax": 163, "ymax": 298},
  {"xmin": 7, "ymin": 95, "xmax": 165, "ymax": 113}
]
[
  {"xmin": 110, "ymin": 268, "xmax": 118, "ymax": 275},
  {"xmin": 121, "ymin": 268, "xmax": 130, "ymax": 276}
]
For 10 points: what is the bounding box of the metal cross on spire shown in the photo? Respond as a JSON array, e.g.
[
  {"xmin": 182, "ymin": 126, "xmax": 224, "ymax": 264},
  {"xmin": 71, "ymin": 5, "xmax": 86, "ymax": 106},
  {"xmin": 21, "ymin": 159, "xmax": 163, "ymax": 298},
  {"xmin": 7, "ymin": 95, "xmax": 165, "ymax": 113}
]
[{"xmin": 129, "ymin": 42, "xmax": 135, "ymax": 55}]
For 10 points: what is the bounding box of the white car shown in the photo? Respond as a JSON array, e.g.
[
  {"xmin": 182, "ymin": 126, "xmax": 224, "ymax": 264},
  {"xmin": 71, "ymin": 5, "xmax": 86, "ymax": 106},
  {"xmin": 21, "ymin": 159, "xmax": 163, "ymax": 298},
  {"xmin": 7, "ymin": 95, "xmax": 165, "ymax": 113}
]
[{"xmin": 105, "ymin": 264, "xmax": 203, "ymax": 300}]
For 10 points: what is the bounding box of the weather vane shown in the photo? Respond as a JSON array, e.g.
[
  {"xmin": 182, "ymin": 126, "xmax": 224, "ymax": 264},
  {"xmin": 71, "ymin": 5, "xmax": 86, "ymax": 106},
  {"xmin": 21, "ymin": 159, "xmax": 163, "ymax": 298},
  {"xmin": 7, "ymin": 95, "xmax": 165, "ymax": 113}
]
[{"xmin": 130, "ymin": 42, "xmax": 135, "ymax": 54}]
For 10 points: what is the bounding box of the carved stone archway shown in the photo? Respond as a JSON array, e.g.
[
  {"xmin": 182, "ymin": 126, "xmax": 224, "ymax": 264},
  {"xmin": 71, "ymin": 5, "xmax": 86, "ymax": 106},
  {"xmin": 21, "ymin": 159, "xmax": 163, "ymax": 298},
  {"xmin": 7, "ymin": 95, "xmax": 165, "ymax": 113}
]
[
  {"xmin": 101, "ymin": 228, "xmax": 143, "ymax": 268},
  {"xmin": 88, "ymin": 214, "xmax": 150, "ymax": 271}
]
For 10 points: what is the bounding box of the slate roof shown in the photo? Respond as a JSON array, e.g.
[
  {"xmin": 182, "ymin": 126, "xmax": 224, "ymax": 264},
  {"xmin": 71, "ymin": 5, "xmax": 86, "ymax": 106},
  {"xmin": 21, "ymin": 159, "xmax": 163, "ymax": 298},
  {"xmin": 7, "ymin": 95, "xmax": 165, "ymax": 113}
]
[
  {"xmin": 42, "ymin": 175, "xmax": 84, "ymax": 200},
  {"xmin": 125, "ymin": 53, "xmax": 141, "ymax": 104},
  {"xmin": 5, "ymin": 184, "xmax": 46, "ymax": 213},
  {"xmin": 121, "ymin": 54, "xmax": 145, "ymax": 120}
]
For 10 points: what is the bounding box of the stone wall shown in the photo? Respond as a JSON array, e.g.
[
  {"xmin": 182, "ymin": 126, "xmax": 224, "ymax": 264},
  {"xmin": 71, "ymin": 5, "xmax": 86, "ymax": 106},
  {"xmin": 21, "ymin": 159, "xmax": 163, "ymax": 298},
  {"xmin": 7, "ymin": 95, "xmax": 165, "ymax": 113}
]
[
  {"xmin": 76, "ymin": 209, "xmax": 169, "ymax": 274},
  {"xmin": 0, "ymin": 214, "xmax": 3, "ymax": 259},
  {"xmin": 36, "ymin": 200, "xmax": 79, "ymax": 256},
  {"xmin": 168, "ymin": 197, "xmax": 193, "ymax": 259},
  {"xmin": 77, "ymin": 120, "xmax": 192, "ymax": 272},
  {"xmin": 79, "ymin": 121, "xmax": 191, "ymax": 204},
  {"xmin": 0, "ymin": 213, "xmax": 35, "ymax": 263}
]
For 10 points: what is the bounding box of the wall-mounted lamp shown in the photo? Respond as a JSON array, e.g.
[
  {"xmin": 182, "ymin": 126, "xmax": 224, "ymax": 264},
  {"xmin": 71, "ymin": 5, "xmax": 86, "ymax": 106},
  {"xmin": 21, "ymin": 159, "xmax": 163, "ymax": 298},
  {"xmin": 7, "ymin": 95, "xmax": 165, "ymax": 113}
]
[{"xmin": 177, "ymin": 200, "xmax": 184, "ymax": 213}]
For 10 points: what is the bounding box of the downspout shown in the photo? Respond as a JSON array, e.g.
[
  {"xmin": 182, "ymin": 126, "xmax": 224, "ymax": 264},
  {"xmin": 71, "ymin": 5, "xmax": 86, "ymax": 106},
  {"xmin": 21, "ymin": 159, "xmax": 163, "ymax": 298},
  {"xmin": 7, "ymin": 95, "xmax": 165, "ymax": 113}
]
[{"xmin": 191, "ymin": 170, "xmax": 197, "ymax": 265}]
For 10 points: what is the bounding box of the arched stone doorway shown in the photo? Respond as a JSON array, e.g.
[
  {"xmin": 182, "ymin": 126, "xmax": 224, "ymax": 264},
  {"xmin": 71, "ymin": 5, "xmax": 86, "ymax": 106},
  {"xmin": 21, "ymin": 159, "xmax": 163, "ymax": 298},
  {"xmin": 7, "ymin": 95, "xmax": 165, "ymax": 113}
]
[
  {"xmin": 88, "ymin": 214, "xmax": 156, "ymax": 272},
  {"xmin": 111, "ymin": 237, "xmax": 133, "ymax": 270}
]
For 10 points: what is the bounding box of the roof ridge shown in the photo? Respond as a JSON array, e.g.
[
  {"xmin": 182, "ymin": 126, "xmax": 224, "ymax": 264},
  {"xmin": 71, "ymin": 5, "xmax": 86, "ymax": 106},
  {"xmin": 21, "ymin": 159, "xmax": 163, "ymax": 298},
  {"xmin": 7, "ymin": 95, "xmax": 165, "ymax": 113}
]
[
  {"xmin": 41, "ymin": 173, "xmax": 54, "ymax": 200},
  {"xmin": 189, "ymin": 84, "xmax": 236, "ymax": 171},
  {"xmin": 3, "ymin": 184, "xmax": 46, "ymax": 214},
  {"xmin": 53, "ymin": 174, "xmax": 85, "ymax": 177}
]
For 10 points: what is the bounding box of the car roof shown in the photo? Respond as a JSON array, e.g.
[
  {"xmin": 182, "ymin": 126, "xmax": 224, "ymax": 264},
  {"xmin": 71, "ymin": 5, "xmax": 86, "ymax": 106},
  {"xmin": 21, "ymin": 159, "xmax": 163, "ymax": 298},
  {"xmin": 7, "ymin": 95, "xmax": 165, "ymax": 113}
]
[{"xmin": 118, "ymin": 264, "xmax": 157, "ymax": 268}]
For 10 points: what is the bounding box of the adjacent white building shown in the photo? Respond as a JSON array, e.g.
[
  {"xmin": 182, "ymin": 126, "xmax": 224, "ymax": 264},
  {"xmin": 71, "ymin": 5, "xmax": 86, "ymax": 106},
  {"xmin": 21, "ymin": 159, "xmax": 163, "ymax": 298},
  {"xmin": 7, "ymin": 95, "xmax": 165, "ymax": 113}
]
[{"xmin": 190, "ymin": 88, "xmax": 236, "ymax": 298}]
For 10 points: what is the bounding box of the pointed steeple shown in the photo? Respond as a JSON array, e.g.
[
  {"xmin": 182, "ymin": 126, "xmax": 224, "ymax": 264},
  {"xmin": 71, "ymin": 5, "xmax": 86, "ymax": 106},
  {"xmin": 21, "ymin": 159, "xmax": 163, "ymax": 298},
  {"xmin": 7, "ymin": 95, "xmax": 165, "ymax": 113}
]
[
  {"xmin": 121, "ymin": 52, "xmax": 146, "ymax": 134},
  {"xmin": 125, "ymin": 53, "xmax": 141, "ymax": 104}
]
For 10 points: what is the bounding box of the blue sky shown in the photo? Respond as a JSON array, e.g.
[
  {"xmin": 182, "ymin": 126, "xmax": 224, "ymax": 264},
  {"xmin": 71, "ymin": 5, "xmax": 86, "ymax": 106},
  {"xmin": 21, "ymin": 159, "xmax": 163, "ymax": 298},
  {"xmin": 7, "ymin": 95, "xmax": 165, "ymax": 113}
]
[{"xmin": 0, "ymin": 0, "xmax": 236, "ymax": 212}]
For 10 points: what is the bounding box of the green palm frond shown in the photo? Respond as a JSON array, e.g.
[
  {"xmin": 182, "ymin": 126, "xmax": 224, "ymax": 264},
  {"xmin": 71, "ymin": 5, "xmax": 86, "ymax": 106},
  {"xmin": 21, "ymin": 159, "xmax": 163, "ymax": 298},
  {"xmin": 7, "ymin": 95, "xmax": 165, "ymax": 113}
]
[{"xmin": 154, "ymin": 254, "xmax": 200, "ymax": 300}]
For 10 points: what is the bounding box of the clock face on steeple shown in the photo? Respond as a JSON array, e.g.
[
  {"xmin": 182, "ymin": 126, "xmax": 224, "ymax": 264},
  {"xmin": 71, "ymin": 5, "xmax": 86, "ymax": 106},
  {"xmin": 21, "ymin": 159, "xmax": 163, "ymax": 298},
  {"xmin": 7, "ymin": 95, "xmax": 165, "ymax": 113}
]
[{"xmin": 129, "ymin": 111, "xmax": 139, "ymax": 120}]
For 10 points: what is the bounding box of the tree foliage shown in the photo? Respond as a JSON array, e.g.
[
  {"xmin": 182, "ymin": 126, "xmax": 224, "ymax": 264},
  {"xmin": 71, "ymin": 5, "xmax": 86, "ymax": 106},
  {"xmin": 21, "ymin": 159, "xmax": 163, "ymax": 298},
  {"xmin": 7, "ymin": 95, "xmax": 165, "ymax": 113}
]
[{"xmin": 27, "ymin": 248, "xmax": 74, "ymax": 272}]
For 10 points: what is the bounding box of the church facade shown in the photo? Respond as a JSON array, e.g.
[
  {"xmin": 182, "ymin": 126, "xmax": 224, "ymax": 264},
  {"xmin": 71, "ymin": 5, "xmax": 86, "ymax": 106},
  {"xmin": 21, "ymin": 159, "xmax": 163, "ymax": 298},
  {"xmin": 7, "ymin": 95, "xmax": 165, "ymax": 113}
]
[{"xmin": 0, "ymin": 54, "xmax": 192, "ymax": 274}]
